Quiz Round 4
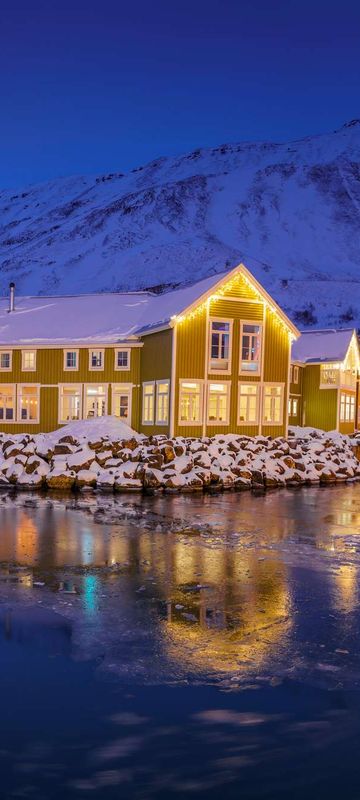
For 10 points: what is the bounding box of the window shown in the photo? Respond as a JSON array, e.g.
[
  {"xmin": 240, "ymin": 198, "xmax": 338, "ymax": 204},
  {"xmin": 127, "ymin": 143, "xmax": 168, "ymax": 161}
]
[
  {"xmin": 289, "ymin": 398, "xmax": 298, "ymax": 417},
  {"xmin": 0, "ymin": 385, "xmax": 15, "ymax": 420},
  {"xmin": 207, "ymin": 382, "xmax": 230, "ymax": 424},
  {"xmin": 84, "ymin": 385, "xmax": 107, "ymax": 418},
  {"xmin": 320, "ymin": 363, "xmax": 340, "ymax": 386},
  {"xmin": 156, "ymin": 380, "xmax": 170, "ymax": 425},
  {"xmin": 179, "ymin": 381, "xmax": 203, "ymax": 425},
  {"xmin": 0, "ymin": 351, "xmax": 12, "ymax": 371},
  {"xmin": 22, "ymin": 350, "xmax": 36, "ymax": 371},
  {"xmin": 59, "ymin": 385, "xmax": 82, "ymax": 422},
  {"xmin": 289, "ymin": 365, "xmax": 293, "ymax": 383},
  {"xmin": 64, "ymin": 350, "xmax": 78, "ymax": 371},
  {"xmin": 238, "ymin": 383, "xmax": 259, "ymax": 424},
  {"xmin": 89, "ymin": 349, "xmax": 104, "ymax": 370},
  {"xmin": 112, "ymin": 384, "xmax": 132, "ymax": 421},
  {"xmin": 209, "ymin": 320, "xmax": 232, "ymax": 372},
  {"xmin": 115, "ymin": 349, "xmax": 130, "ymax": 371},
  {"xmin": 142, "ymin": 382, "xmax": 155, "ymax": 424},
  {"xmin": 263, "ymin": 384, "xmax": 284, "ymax": 425},
  {"xmin": 18, "ymin": 385, "xmax": 39, "ymax": 422},
  {"xmin": 293, "ymin": 366, "xmax": 299, "ymax": 384},
  {"xmin": 240, "ymin": 323, "xmax": 262, "ymax": 374},
  {"xmin": 340, "ymin": 393, "xmax": 355, "ymax": 422}
]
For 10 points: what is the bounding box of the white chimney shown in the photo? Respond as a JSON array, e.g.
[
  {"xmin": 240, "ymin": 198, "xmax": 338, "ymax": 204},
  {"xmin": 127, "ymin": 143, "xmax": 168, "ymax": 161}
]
[{"xmin": 9, "ymin": 282, "xmax": 15, "ymax": 313}]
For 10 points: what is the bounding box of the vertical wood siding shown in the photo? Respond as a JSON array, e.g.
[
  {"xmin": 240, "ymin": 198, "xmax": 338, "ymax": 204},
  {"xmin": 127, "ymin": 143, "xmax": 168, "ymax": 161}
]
[
  {"xmin": 0, "ymin": 346, "xmax": 141, "ymax": 433},
  {"xmin": 303, "ymin": 365, "xmax": 337, "ymax": 430},
  {"xmin": 139, "ymin": 329, "xmax": 173, "ymax": 435}
]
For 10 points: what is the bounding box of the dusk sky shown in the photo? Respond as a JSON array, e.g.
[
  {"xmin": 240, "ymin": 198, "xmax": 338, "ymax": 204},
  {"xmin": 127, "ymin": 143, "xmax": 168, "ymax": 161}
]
[{"xmin": 1, "ymin": 0, "xmax": 360, "ymax": 187}]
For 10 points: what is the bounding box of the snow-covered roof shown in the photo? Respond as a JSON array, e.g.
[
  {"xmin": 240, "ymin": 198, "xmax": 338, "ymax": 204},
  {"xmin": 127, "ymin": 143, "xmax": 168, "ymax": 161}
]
[
  {"xmin": 291, "ymin": 328, "xmax": 355, "ymax": 364},
  {"xmin": 0, "ymin": 292, "xmax": 153, "ymax": 345},
  {"xmin": 0, "ymin": 264, "xmax": 298, "ymax": 345}
]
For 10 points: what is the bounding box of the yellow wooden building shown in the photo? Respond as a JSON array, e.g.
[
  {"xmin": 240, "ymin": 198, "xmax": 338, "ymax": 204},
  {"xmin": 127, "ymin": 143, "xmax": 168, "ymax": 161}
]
[
  {"xmin": 0, "ymin": 264, "xmax": 300, "ymax": 437},
  {"xmin": 290, "ymin": 328, "xmax": 360, "ymax": 434}
]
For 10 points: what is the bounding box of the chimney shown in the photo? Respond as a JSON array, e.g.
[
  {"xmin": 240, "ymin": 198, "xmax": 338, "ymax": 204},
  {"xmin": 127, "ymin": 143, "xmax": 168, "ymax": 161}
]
[{"xmin": 9, "ymin": 282, "xmax": 15, "ymax": 313}]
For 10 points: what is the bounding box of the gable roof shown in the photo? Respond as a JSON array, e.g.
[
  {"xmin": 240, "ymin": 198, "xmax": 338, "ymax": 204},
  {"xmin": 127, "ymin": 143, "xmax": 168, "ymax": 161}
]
[
  {"xmin": 0, "ymin": 262, "xmax": 299, "ymax": 346},
  {"xmin": 137, "ymin": 263, "xmax": 300, "ymax": 338},
  {"xmin": 291, "ymin": 328, "xmax": 356, "ymax": 364}
]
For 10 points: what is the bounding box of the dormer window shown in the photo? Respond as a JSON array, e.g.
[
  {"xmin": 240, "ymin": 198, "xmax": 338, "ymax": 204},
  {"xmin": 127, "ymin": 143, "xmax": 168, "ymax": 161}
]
[
  {"xmin": 209, "ymin": 320, "xmax": 232, "ymax": 373},
  {"xmin": 240, "ymin": 322, "xmax": 262, "ymax": 375}
]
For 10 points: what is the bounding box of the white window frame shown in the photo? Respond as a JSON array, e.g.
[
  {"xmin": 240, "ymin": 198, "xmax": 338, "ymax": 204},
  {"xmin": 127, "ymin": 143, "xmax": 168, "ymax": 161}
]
[
  {"xmin": 111, "ymin": 383, "xmax": 132, "ymax": 422},
  {"xmin": 289, "ymin": 397, "xmax": 298, "ymax": 417},
  {"xmin": 114, "ymin": 348, "xmax": 131, "ymax": 371},
  {"xmin": 21, "ymin": 349, "xmax": 37, "ymax": 372},
  {"xmin": 289, "ymin": 365, "xmax": 293, "ymax": 383},
  {"xmin": 63, "ymin": 349, "xmax": 79, "ymax": 371},
  {"xmin": 58, "ymin": 383, "xmax": 83, "ymax": 424},
  {"xmin": 17, "ymin": 384, "xmax": 40, "ymax": 424},
  {"xmin": 89, "ymin": 349, "xmax": 105, "ymax": 371},
  {"xmin": 239, "ymin": 321, "xmax": 263, "ymax": 377},
  {"xmin": 142, "ymin": 381, "xmax": 155, "ymax": 425},
  {"xmin": 237, "ymin": 382, "xmax": 260, "ymax": 425},
  {"xmin": 156, "ymin": 379, "xmax": 170, "ymax": 425},
  {"xmin": 83, "ymin": 383, "xmax": 108, "ymax": 418},
  {"xmin": 206, "ymin": 381, "xmax": 231, "ymax": 426},
  {"xmin": 340, "ymin": 393, "xmax": 355, "ymax": 423},
  {"xmin": 293, "ymin": 365, "xmax": 299, "ymax": 384},
  {"xmin": 0, "ymin": 351, "xmax": 12, "ymax": 372},
  {"xmin": 0, "ymin": 383, "xmax": 16, "ymax": 422},
  {"xmin": 178, "ymin": 379, "xmax": 204, "ymax": 426},
  {"xmin": 262, "ymin": 383, "xmax": 285, "ymax": 426},
  {"xmin": 208, "ymin": 318, "xmax": 233, "ymax": 375}
]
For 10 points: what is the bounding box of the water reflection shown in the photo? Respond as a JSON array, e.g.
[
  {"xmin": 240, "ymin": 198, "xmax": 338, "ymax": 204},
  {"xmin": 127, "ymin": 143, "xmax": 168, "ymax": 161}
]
[{"xmin": 0, "ymin": 487, "xmax": 359, "ymax": 681}]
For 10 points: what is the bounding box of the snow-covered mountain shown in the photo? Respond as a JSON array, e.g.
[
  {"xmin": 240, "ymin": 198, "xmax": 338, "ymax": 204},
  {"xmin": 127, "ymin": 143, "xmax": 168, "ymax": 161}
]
[{"xmin": 1, "ymin": 120, "xmax": 360, "ymax": 327}]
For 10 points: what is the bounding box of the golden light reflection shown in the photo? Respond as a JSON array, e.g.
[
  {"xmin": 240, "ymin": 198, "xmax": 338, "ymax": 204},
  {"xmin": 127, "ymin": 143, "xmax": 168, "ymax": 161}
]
[{"xmin": 332, "ymin": 564, "xmax": 358, "ymax": 614}]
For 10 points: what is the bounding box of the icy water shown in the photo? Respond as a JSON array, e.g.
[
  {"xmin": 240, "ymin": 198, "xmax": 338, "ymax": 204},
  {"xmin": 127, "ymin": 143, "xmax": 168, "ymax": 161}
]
[{"xmin": 1, "ymin": 487, "xmax": 360, "ymax": 798}]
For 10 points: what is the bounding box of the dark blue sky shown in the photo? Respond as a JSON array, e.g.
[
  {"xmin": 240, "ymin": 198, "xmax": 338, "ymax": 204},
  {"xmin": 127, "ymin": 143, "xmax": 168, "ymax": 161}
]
[{"xmin": 1, "ymin": 0, "xmax": 360, "ymax": 187}]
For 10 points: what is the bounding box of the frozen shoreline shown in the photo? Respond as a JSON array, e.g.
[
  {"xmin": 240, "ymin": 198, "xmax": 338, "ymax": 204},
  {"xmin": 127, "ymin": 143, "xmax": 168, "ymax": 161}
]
[{"xmin": 0, "ymin": 416, "xmax": 358, "ymax": 495}]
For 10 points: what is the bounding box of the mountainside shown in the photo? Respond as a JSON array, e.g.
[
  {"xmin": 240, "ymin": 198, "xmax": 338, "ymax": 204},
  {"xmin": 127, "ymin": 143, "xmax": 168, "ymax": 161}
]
[{"xmin": 1, "ymin": 120, "xmax": 360, "ymax": 327}]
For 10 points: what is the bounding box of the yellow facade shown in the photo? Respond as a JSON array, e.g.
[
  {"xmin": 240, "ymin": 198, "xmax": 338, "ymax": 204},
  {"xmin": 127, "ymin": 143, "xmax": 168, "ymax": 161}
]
[{"xmin": 0, "ymin": 265, "xmax": 300, "ymax": 437}]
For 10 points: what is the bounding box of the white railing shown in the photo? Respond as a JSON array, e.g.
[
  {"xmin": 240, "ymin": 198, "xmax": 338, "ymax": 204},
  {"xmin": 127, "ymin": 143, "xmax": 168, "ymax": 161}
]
[{"xmin": 320, "ymin": 367, "xmax": 357, "ymax": 389}]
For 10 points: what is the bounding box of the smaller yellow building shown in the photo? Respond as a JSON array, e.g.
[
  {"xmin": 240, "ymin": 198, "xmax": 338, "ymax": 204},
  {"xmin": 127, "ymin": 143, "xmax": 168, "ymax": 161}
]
[{"xmin": 290, "ymin": 328, "xmax": 360, "ymax": 434}]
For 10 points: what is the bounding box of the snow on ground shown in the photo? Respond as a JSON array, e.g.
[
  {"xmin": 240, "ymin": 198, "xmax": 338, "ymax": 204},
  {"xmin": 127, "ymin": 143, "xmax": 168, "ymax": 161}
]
[{"xmin": 0, "ymin": 420, "xmax": 357, "ymax": 493}]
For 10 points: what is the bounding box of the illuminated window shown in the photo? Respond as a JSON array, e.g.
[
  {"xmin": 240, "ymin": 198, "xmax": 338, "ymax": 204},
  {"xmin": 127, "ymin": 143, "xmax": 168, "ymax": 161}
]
[
  {"xmin": 207, "ymin": 382, "xmax": 230, "ymax": 424},
  {"xmin": 22, "ymin": 350, "xmax": 36, "ymax": 371},
  {"xmin": 0, "ymin": 351, "xmax": 12, "ymax": 371},
  {"xmin": 340, "ymin": 393, "xmax": 355, "ymax": 422},
  {"xmin": 84, "ymin": 385, "xmax": 107, "ymax": 417},
  {"xmin": 293, "ymin": 366, "xmax": 299, "ymax": 384},
  {"xmin": 179, "ymin": 381, "xmax": 203, "ymax": 425},
  {"xmin": 263, "ymin": 384, "xmax": 283, "ymax": 424},
  {"xmin": 209, "ymin": 320, "xmax": 232, "ymax": 372},
  {"xmin": 112, "ymin": 384, "xmax": 132, "ymax": 421},
  {"xmin": 59, "ymin": 385, "xmax": 82, "ymax": 422},
  {"xmin": 156, "ymin": 381, "xmax": 170, "ymax": 425},
  {"xmin": 289, "ymin": 398, "xmax": 298, "ymax": 417},
  {"xmin": 115, "ymin": 349, "xmax": 130, "ymax": 370},
  {"xmin": 64, "ymin": 350, "xmax": 78, "ymax": 370},
  {"xmin": 18, "ymin": 385, "xmax": 39, "ymax": 422},
  {"xmin": 0, "ymin": 385, "xmax": 15, "ymax": 420},
  {"xmin": 240, "ymin": 323, "xmax": 262, "ymax": 374},
  {"xmin": 238, "ymin": 383, "xmax": 259, "ymax": 424},
  {"xmin": 89, "ymin": 349, "xmax": 104, "ymax": 370},
  {"xmin": 142, "ymin": 382, "xmax": 155, "ymax": 424}
]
